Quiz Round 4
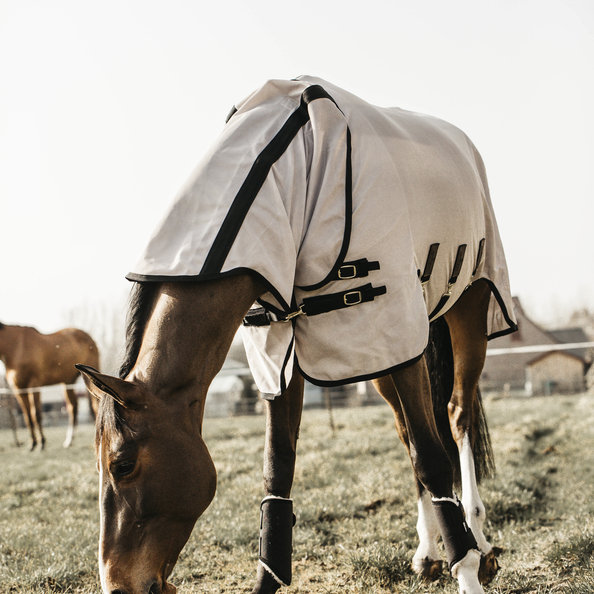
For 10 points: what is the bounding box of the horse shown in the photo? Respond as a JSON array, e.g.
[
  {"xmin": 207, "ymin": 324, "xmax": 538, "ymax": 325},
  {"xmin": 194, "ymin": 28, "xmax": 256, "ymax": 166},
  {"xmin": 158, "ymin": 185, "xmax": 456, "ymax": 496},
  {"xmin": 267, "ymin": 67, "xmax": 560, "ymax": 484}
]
[
  {"xmin": 0, "ymin": 322, "xmax": 100, "ymax": 449},
  {"xmin": 77, "ymin": 76, "xmax": 517, "ymax": 594}
]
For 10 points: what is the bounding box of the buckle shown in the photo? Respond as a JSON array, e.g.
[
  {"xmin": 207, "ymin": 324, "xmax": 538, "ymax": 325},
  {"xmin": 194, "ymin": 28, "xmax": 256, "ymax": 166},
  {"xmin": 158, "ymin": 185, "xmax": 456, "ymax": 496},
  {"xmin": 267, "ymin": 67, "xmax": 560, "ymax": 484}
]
[
  {"xmin": 338, "ymin": 264, "xmax": 357, "ymax": 280},
  {"xmin": 343, "ymin": 291, "xmax": 362, "ymax": 306}
]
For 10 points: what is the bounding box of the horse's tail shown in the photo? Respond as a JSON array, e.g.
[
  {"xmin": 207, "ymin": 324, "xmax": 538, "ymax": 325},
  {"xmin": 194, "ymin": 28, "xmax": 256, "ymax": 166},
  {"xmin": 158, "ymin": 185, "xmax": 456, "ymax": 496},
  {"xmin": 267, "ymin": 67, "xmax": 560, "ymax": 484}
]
[{"xmin": 425, "ymin": 316, "xmax": 496, "ymax": 492}]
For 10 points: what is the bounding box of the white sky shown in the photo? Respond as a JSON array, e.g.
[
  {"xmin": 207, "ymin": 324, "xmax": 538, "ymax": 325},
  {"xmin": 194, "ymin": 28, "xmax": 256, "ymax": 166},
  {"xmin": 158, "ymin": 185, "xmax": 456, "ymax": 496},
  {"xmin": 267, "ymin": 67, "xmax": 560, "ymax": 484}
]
[{"xmin": 1, "ymin": 0, "xmax": 593, "ymax": 334}]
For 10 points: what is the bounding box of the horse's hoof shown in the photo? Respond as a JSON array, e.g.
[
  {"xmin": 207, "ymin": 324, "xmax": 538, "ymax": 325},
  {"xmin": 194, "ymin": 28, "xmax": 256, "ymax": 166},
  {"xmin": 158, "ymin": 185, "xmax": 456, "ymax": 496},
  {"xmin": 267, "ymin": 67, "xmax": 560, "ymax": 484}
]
[
  {"xmin": 478, "ymin": 548, "xmax": 499, "ymax": 585},
  {"xmin": 250, "ymin": 566, "xmax": 282, "ymax": 594},
  {"xmin": 29, "ymin": 442, "xmax": 37, "ymax": 452},
  {"xmin": 412, "ymin": 557, "xmax": 443, "ymax": 581}
]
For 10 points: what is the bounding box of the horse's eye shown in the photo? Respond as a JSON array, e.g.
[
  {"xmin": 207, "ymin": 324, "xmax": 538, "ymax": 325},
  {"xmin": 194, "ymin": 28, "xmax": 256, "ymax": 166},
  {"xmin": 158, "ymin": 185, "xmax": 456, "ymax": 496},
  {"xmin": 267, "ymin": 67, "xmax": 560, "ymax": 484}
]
[{"xmin": 113, "ymin": 460, "xmax": 136, "ymax": 478}]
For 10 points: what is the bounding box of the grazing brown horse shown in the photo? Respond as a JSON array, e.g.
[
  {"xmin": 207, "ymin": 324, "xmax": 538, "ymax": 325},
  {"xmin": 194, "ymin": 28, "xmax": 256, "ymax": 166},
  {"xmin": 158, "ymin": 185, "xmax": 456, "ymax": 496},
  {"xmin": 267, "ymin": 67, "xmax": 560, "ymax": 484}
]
[
  {"xmin": 0, "ymin": 322, "xmax": 100, "ymax": 449},
  {"xmin": 77, "ymin": 77, "xmax": 517, "ymax": 594}
]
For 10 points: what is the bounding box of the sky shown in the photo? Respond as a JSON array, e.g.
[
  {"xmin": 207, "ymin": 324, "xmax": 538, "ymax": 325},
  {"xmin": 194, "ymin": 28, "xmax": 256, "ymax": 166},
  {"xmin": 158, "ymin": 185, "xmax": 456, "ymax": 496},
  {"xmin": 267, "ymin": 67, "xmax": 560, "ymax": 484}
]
[{"xmin": 0, "ymin": 0, "xmax": 593, "ymax": 335}]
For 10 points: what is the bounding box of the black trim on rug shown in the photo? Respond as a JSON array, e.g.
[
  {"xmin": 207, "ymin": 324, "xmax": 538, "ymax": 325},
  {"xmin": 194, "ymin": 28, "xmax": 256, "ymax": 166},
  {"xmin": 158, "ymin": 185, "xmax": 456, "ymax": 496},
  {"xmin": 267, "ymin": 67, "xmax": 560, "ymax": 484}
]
[
  {"xmin": 296, "ymin": 352, "xmax": 425, "ymax": 389},
  {"xmin": 200, "ymin": 84, "xmax": 342, "ymax": 277}
]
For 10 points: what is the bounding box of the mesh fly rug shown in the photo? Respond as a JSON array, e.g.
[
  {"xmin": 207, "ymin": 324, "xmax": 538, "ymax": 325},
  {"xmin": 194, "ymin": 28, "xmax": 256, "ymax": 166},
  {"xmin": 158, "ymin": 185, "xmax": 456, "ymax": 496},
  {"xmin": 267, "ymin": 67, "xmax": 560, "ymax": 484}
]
[{"xmin": 128, "ymin": 76, "xmax": 517, "ymax": 398}]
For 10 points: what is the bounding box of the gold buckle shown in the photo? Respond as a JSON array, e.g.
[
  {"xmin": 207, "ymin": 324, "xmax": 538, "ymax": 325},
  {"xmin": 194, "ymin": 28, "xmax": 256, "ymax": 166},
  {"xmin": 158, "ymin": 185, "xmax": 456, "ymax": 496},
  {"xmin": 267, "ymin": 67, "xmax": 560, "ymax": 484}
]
[
  {"xmin": 343, "ymin": 291, "xmax": 362, "ymax": 306},
  {"xmin": 338, "ymin": 265, "xmax": 357, "ymax": 280}
]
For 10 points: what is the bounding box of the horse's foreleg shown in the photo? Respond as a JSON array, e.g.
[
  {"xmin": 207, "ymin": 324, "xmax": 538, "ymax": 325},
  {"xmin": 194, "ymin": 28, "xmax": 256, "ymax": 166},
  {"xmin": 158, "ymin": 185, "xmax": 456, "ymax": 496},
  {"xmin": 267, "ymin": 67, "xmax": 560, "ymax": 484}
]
[
  {"xmin": 445, "ymin": 281, "xmax": 499, "ymax": 584},
  {"xmin": 14, "ymin": 391, "xmax": 37, "ymax": 450},
  {"xmin": 389, "ymin": 360, "xmax": 484, "ymax": 594},
  {"xmin": 29, "ymin": 390, "xmax": 46, "ymax": 450},
  {"xmin": 251, "ymin": 367, "xmax": 304, "ymax": 594},
  {"xmin": 63, "ymin": 387, "xmax": 78, "ymax": 448}
]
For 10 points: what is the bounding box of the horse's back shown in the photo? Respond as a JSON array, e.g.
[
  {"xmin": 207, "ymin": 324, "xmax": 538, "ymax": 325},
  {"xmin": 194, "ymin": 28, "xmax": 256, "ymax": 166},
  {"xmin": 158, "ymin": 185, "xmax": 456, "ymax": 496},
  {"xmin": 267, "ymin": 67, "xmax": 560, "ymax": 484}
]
[
  {"xmin": 15, "ymin": 327, "xmax": 100, "ymax": 386},
  {"xmin": 127, "ymin": 76, "xmax": 516, "ymax": 392},
  {"xmin": 53, "ymin": 328, "xmax": 100, "ymax": 368}
]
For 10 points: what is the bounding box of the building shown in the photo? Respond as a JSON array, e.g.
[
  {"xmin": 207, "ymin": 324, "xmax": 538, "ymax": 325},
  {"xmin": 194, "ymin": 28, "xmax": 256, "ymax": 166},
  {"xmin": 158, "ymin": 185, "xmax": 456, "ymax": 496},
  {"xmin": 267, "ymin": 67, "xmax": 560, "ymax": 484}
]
[{"xmin": 480, "ymin": 297, "xmax": 592, "ymax": 396}]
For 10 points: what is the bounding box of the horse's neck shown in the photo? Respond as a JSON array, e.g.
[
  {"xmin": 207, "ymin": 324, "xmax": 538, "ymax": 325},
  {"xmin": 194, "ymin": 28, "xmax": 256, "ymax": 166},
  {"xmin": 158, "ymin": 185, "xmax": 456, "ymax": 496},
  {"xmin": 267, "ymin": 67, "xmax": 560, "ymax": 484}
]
[{"xmin": 130, "ymin": 276, "xmax": 262, "ymax": 402}]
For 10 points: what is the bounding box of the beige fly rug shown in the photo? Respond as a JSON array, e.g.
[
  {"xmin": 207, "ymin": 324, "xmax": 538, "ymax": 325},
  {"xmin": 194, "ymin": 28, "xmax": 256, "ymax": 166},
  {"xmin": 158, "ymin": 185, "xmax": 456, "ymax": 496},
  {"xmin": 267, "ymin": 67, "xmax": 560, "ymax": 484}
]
[{"xmin": 127, "ymin": 76, "xmax": 517, "ymax": 398}]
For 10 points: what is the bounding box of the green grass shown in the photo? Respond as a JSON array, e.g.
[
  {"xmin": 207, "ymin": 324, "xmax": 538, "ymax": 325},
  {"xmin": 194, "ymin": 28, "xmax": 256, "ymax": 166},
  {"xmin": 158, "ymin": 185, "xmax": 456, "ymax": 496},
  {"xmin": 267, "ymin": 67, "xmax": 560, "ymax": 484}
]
[{"xmin": 2, "ymin": 393, "xmax": 594, "ymax": 593}]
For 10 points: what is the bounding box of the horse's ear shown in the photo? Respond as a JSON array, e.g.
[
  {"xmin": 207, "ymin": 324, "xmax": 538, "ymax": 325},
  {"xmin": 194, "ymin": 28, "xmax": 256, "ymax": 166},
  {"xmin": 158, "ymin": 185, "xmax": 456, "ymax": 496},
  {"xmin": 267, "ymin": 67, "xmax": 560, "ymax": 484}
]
[{"xmin": 75, "ymin": 364, "xmax": 146, "ymax": 409}]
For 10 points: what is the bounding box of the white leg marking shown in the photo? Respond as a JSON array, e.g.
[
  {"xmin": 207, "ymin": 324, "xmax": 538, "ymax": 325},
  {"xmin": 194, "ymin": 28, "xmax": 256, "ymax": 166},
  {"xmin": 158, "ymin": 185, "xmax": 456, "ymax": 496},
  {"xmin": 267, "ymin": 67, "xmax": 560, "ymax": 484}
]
[
  {"xmin": 451, "ymin": 549, "xmax": 484, "ymax": 594},
  {"xmin": 412, "ymin": 489, "xmax": 441, "ymax": 572},
  {"xmin": 460, "ymin": 434, "xmax": 490, "ymax": 554},
  {"xmin": 63, "ymin": 423, "xmax": 74, "ymax": 448}
]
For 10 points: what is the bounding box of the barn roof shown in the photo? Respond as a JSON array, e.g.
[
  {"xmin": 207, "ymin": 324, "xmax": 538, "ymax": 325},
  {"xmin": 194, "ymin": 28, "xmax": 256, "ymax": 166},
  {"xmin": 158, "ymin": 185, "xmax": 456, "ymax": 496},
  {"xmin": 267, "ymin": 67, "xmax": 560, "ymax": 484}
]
[{"xmin": 527, "ymin": 348, "xmax": 587, "ymax": 366}]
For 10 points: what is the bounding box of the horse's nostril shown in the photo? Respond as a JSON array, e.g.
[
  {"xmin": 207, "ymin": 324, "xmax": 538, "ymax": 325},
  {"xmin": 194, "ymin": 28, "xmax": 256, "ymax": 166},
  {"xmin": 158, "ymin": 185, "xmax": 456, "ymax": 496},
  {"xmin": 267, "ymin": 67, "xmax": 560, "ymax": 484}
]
[{"xmin": 148, "ymin": 582, "xmax": 162, "ymax": 594}]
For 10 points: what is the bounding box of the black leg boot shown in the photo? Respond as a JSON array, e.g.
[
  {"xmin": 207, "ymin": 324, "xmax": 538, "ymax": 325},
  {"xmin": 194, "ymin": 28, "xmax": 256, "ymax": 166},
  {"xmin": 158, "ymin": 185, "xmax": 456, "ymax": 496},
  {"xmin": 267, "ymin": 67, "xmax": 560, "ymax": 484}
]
[{"xmin": 251, "ymin": 496, "xmax": 295, "ymax": 594}]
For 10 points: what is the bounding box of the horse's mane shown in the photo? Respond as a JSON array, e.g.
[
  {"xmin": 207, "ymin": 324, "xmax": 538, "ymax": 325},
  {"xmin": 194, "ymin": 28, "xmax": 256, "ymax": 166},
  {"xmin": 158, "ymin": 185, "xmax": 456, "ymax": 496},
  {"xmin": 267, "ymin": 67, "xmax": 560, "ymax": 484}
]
[
  {"xmin": 118, "ymin": 282, "xmax": 159, "ymax": 379},
  {"xmin": 96, "ymin": 282, "xmax": 159, "ymax": 452}
]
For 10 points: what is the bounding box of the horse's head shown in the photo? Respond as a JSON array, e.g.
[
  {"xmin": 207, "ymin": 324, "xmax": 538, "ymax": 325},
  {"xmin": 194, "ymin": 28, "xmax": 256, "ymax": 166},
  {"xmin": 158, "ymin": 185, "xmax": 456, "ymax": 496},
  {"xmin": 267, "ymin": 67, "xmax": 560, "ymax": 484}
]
[{"xmin": 77, "ymin": 365, "xmax": 216, "ymax": 594}]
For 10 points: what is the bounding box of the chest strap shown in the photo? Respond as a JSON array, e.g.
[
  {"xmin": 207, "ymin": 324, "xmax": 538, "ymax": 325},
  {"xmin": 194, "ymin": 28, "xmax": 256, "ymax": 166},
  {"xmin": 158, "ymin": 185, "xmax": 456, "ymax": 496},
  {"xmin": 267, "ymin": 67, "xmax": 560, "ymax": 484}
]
[
  {"xmin": 428, "ymin": 244, "xmax": 467, "ymax": 321},
  {"xmin": 299, "ymin": 283, "xmax": 386, "ymax": 317},
  {"xmin": 243, "ymin": 283, "xmax": 386, "ymax": 326}
]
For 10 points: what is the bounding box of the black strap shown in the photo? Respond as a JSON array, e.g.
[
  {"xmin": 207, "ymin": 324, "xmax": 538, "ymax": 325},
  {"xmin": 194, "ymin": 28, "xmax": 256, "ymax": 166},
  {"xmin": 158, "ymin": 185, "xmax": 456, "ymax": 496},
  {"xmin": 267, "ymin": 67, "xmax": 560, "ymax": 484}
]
[
  {"xmin": 330, "ymin": 258, "xmax": 380, "ymax": 281},
  {"xmin": 243, "ymin": 283, "xmax": 387, "ymax": 326},
  {"xmin": 472, "ymin": 238, "xmax": 485, "ymax": 277},
  {"xmin": 428, "ymin": 244, "xmax": 467, "ymax": 320},
  {"xmin": 301, "ymin": 283, "xmax": 386, "ymax": 317},
  {"xmin": 201, "ymin": 85, "xmax": 337, "ymax": 276},
  {"xmin": 448, "ymin": 244, "xmax": 467, "ymax": 284},
  {"xmin": 419, "ymin": 243, "xmax": 440, "ymax": 285},
  {"xmin": 243, "ymin": 306, "xmax": 278, "ymax": 327}
]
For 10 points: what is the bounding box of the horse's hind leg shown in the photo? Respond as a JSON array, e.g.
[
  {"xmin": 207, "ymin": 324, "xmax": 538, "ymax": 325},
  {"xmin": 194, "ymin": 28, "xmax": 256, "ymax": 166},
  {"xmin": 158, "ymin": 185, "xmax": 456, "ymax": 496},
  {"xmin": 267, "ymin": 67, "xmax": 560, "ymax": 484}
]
[
  {"xmin": 444, "ymin": 279, "xmax": 498, "ymax": 584},
  {"xmin": 375, "ymin": 361, "xmax": 484, "ymax": 594},
  {"xmin": 372, "ymin": 375, "xmax": 443, "ymax": 580},
  {"xmin": 251, "ymin": 365, "xmax": 304, "ymax": 594},
  {"xmin": 62, "ymin": 386, "xmax": 78, "ymax": 448},
  {"xmin": 4, "ymin": 395, "xmax": 22, "ymax": 447}
]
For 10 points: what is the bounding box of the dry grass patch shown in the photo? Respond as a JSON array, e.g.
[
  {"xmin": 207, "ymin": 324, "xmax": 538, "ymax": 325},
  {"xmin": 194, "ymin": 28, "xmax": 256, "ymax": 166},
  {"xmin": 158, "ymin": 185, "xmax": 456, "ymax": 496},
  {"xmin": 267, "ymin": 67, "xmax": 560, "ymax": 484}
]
[{"xmin": 2, "ymin": 393, "xmax": 594, "ymax": 592}]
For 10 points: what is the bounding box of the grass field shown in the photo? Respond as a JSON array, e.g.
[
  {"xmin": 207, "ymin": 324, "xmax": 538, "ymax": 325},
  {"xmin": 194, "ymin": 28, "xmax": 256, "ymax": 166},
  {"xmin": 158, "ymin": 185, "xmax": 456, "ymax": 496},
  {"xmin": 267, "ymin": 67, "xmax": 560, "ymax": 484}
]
[{"xmin": 2, "ymin": 392, "xmax": 594, "ymax": 593}]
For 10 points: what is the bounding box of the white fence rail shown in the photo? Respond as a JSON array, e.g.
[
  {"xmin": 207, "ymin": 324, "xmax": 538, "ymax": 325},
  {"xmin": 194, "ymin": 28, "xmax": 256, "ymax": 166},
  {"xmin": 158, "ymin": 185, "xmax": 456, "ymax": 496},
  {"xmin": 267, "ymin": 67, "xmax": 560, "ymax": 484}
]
[
  {"xmin": 0, "ymin": 383, "xmax": 83, "ymax": 396},
  {"xmin": 1, "ymin": 344, "xmax": 593, "ymax": 396},
  {"xmin": 486, "ymin": 341, "xmax": 594, "ymax": 356}
]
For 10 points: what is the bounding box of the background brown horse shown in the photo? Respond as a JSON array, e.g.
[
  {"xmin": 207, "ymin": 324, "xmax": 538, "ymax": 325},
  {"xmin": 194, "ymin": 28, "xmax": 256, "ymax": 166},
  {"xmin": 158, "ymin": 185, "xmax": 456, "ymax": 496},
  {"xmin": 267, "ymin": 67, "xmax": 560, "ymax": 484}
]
[{"xmin": 0, "ymin": 322, "xmax": 100, "ymax": 449}]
